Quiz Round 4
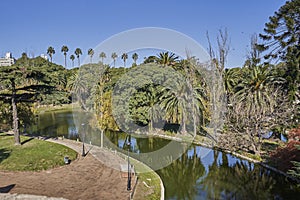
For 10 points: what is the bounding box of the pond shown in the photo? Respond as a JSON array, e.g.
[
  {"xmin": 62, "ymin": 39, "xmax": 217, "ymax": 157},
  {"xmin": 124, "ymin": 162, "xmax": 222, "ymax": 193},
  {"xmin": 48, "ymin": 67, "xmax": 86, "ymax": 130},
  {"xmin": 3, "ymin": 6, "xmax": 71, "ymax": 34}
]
[{"xmin": 29, "ymin": 109, "xmax": 300, "ymax": 199}]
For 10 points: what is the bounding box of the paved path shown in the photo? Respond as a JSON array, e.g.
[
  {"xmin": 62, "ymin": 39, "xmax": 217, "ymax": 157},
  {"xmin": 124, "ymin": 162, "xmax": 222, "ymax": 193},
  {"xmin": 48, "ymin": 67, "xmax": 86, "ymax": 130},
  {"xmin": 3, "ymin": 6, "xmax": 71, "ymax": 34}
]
[
  {"xmin": 48, "ymin": 138, "xmax": 127, "ymax": 171},
  {"xmin": 0, "ymin": 138, "xmax": 133, "ymax": 200}
]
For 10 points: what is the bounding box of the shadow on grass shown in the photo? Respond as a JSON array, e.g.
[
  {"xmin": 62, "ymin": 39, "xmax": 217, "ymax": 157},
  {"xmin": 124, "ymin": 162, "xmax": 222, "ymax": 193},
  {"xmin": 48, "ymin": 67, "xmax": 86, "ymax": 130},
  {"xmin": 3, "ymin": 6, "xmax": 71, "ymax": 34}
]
[
  {"xmin": 0, "ymin": 148, "xmax": 10, "ymax": 164},
  {"xmin": 0, "ymin": 184, "xmax": 15, "ymax": 193},
  {"xmin": 0, "ymin": 133, "xmax": 14, "ymax": 137},
  {"xmin": 21, "ymin": 137, "xmax": 34, "ymax": 145}
]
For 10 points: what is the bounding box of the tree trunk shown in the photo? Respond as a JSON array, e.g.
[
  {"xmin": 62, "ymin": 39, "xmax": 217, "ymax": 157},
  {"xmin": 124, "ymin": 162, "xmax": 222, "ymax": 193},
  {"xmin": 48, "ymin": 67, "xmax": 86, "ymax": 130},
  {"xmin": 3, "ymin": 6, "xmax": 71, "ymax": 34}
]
[
  {"xmin": 64, "ymin": 55, "xmax": 67, "ymax": 67},
  {"xmin": 181, "ymin": 110, "xmax": 187, "ymax": 134},
  {"xmin": 11, "ymin": 79, "xmax": 20, "ymax": 145},
  {"xmin": 100, "ymin": 129, "xmax": 104, "ymax": 148}
]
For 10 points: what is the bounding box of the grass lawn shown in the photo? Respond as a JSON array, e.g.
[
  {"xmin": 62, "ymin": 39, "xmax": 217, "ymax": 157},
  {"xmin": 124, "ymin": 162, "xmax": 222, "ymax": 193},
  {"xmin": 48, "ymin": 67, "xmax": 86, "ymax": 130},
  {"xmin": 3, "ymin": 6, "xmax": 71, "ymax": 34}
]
[
  {"xmin": 0, "ymin": 133, "xmax": 77, "ymax": 171},
  {"xmin": 131, "ymin": 159, "xmax": 161, "ymax": 200},
  {"xmin": 116, "ymin": 152, "xmax": 162, "ymax": 200}
]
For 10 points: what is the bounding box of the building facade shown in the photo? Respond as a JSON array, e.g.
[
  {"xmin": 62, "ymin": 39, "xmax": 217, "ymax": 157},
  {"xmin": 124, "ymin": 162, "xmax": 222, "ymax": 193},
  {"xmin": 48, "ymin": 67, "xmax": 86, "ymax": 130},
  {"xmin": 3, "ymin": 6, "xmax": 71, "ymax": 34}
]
[{"xmin": 0, "ymin": 52, "xmax": 15, "ymax": 66}]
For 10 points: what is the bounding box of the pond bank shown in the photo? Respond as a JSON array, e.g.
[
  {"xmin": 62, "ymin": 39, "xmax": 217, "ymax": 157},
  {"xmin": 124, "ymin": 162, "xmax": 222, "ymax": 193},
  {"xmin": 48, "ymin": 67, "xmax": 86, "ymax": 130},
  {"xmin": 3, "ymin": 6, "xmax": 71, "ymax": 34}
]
[
  {"xmin": 148, "ymin": 132, "xmax": 300, "ymax": 184},
  {"xmin": 48, "ymin": 137, "xmax": 164, "ymax": 200},
  {"xmin": 0, "ymin": 136, "xmax": 129, "ymax": 200}
]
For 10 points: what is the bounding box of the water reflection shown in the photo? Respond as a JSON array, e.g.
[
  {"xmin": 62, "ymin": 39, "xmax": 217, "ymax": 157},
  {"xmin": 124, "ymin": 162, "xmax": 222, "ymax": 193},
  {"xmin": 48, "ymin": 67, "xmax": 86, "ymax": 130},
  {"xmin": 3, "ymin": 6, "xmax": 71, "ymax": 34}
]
[
  {"xmin": 32, "ymin": 110, "xmax": 300, "ymax": 199},
  {"xmin": 30, "ymin": 110, "xmax": 78, "ymax": 139}
]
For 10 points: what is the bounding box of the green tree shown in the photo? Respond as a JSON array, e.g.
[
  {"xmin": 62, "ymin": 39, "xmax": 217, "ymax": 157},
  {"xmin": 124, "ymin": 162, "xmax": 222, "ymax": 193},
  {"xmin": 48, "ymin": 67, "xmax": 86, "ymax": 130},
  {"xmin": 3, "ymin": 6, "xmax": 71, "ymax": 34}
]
[
  {"xmin": 0, "ymin": 57, "xmax": 67, "ymax": 144},
  {"xmin": 223, "ymin": 67, "xmax": 241, "ymax": 95},
  {"xmin": 111, "ymin": 52, "xmax": 118, "ymax": 67},
  {"xmin": 61, "ymin": 45, "xmax": 69, "ymax": 67},
  {"xmin": 121, "ymin": 53, "xmax": 128, "ymax": 67},
  {"xmin": 258, "ymin": 0, "xmax": 300, "ymax": 61},
  {"xmin": 132, "ymin": 53, "xmax": 138, "ymax": 65},
  {"xmin": 47, "ymin": 46, "xmax": 55, "ymax": 63},
  {"xmin": 75, "ymin": 48, "xmax": 82, "ymax": 67},
  {"xmin": 88, "ymin": 48, "xmax": 94, "ymax": 63},
  {"xmin": 258, "ymin": 0, "xmax": 300, "ymax": 101},
  {"xmin": 155, "ymin": 52, "xmax": 179, "ymax": 67},
  {"xmin": 160, "ymin": 80, "xmax": 193, "ymax": 134},
  {"xmin": 143, "ymin": 55, "xmax": 157, "ymax": 64},
  {"xmin": 99, "ymin": 52, "xmax": 106, "ymax": 64},
  {"xmin": 70, "ymin": 54, "xmax": 75, "ymax": 68}
]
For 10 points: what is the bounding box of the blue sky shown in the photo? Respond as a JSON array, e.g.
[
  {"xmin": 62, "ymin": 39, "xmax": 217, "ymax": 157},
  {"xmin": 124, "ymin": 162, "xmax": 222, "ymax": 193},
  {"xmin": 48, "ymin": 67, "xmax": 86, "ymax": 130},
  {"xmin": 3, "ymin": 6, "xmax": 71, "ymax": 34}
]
[{"xmin": 0, "ymin": 0, "xmax": 286, "ymax": 68}]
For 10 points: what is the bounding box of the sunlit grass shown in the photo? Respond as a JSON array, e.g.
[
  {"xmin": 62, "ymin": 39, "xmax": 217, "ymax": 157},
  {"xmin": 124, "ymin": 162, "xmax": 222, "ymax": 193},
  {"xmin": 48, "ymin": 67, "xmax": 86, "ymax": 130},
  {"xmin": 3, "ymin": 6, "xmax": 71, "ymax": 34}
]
[
  {"xmin": 131, "ymin": 159, "xmax": 161, "ymax": 200},
  {"xmin": 0, "ymin": 133, "xmax": 77, "ymax": 171}
]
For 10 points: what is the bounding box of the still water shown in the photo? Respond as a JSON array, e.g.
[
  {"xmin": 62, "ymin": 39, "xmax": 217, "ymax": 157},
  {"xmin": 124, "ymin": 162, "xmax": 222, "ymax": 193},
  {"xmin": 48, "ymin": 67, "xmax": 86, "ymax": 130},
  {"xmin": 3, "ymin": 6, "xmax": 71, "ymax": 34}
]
[{"xmin": 30, "ymin": 109, "xmax": 300, "ymax": 199}]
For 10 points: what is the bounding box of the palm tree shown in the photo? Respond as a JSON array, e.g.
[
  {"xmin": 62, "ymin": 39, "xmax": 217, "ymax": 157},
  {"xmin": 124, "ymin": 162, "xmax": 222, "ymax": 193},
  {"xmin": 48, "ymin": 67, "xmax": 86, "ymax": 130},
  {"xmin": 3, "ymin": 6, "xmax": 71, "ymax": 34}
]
[
  {"xmin": 145, "ymin": 85, "xmax": 163, "ymax": 132},
  {"xmin": 61, "ymin": 45, "xmax": 69, "ymax": 67},
  {"xmin": 99, "ymin": 52, "xmax": 106, "ymax": 64},
  {"xmin": 156, "ymin": 51, "xmax": 179, "ymax": 66},
  {"xmin": 132, "ymin": 53, "xmax": 138, "ymax": 65},
  {"xmin": 88, "ymin": 48, "xmax": 94, "ymax": 63},
  {"xmin": 111, "ymin": 52, "xmax": 118, "ymax": 67},
  {"xmin": 235, "ymin": 65, "xmax": 278, "ymax": 103},
  {"xmin": 70, "ymin": 54, "xmax": 75, "ymax": 68},
  {"xmin": 75, "ymin": 48, "xmax": 82, "ymax": 67},
  {"xmin": 47, "ymin": 46, "xmax": 55, "ymax": 63},
  {"xmin": 160, "ymin": 80, "xmax": 194, "ymax": 134},
  {"xmin": 121, "ymin": 53, "xmax": 128, "ymax": 67},
  {"xmin": 224, "ymin": 67, "xmax": 241, "ymax": 95}
]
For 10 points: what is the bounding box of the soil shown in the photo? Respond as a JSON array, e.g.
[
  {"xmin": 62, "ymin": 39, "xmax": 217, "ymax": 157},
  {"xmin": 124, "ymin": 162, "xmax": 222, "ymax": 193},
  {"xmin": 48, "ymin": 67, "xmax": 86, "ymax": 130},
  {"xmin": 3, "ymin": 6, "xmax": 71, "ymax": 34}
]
[{"xmin": 0, "ymin": 144, "xmax": 132, "ymax": 200}]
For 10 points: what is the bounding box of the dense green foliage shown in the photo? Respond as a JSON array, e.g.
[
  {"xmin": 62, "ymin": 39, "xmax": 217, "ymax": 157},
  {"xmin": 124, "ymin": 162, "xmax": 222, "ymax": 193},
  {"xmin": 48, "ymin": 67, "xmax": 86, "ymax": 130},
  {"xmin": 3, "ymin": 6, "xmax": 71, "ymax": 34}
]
[
  {"xmin": 0, "ymin": 0, "xmax": 298, "ymax": 179},
  {"xmin": 74, "ymin": 57, "xmax": 211, "ymax": 137},
  {"xmin": 258, "ymin": 0, "xmax": 300, "ymax": 101},
  {"xmin": 0, "ymin": 55, "xmax": 73, "ymax": 143}
]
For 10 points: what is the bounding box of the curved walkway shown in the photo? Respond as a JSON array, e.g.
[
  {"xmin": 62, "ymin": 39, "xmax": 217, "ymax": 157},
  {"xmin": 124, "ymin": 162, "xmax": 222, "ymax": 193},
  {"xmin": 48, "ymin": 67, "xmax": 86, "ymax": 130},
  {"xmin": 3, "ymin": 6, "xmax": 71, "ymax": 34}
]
[{"xmin": 0, "ymin": 138, "xmax": 132, "ymax": 200}]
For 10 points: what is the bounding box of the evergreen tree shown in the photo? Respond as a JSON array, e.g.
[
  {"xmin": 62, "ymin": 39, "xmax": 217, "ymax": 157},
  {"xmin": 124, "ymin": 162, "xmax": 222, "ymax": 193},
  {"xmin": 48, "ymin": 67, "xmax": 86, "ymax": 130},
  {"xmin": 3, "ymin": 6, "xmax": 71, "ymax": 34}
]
[
  {"xmin": 0, "ymin": 57, "xmax": 67, "ymax": 144},
  {"xmin": 258, "ymin": 0, "xmax": 300, "ymax": 101}
]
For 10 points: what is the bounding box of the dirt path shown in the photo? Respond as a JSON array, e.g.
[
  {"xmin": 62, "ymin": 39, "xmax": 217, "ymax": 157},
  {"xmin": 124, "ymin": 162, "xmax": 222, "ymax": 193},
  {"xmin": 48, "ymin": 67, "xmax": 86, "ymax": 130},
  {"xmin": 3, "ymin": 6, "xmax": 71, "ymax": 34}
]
[{"xmin": 0, "ymin": 138, "xmax": 133, "ymax": 200}]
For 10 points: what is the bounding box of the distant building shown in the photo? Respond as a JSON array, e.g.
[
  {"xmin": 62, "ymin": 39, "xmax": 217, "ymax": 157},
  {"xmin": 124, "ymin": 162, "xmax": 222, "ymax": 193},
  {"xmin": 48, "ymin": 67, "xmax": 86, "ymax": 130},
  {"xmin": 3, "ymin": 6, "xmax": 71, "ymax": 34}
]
[
  {"xmin": 40, "ymin": 54, "xmax": 48, "ymax": 60},
  {"xmin": 0, "ymin": 52, "xmax": 15, "ymax": 66}
]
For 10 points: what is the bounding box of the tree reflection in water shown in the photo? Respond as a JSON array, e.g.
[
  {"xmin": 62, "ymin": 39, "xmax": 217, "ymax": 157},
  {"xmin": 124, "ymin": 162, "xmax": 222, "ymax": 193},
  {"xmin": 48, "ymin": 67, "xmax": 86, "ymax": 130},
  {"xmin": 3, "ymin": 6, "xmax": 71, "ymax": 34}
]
[
  {"xmin": 157, "ymin": 146, "xmax": 205, "ymax": 199},
  {"xmin": 34, "ymin": 110, "xmax": 300, "ymax": 200},
  {"xmin": 201, "ymin": 151, "xmax": 275, "ymax": 199}
]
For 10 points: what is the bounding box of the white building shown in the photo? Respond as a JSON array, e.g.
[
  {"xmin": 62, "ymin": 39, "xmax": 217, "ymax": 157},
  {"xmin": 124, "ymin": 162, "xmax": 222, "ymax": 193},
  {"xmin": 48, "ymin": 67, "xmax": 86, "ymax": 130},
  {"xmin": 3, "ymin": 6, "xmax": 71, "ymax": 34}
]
[
  {"xmin": 40, "ymin": 54, "xmax": 48, "ymax": 60},
  {"xmin": 0, "ymin": 52, "xmax": 15, "ymax": 66}
]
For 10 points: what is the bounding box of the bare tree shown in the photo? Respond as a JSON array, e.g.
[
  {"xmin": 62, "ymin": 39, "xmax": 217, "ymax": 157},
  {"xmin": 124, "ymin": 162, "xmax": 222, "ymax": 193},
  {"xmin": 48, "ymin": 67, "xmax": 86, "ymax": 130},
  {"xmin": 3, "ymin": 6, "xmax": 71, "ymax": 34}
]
[
  {"xmin": 206, "ymin": 28, "xmax": 230, "ymax": 73},
  {"xmin": 205, "ymin": 28, "xmax": 230, "ymax": 143},
  {"xmin": 220, "ymin": 87, "xmax": 295, "ymax": 156}
]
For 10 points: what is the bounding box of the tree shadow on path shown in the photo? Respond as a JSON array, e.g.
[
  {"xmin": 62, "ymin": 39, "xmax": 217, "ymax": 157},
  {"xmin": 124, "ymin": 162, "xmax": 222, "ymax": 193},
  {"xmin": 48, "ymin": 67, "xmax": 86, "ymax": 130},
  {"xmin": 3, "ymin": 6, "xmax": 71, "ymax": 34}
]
[{"xmin": 0, "ymin": 184, "xmax": 15, "ymax": 193}]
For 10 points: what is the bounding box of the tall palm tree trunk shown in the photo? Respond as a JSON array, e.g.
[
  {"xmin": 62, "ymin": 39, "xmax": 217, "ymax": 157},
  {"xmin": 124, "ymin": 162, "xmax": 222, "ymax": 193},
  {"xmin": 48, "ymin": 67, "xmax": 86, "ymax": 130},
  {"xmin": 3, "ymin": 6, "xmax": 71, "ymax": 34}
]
[{"xmin": 64, "ymin": 55, "xmax": 67, "ymax": 67}]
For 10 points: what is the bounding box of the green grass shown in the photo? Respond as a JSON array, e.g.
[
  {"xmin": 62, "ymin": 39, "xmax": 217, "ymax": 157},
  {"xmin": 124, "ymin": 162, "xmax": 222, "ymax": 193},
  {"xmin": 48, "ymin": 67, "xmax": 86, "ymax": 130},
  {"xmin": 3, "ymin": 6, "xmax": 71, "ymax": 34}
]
[
  {"xmin": 115, "ymin": 152, "xmax": 161, "ymax": 200},
  {"xmin": 130, "ymin": 159, "xmax": 161, "ymax": 200},
  {"xmin": 0, "ymin": 133, "xmax": 77, "ymax": 171}
]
